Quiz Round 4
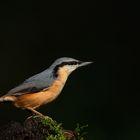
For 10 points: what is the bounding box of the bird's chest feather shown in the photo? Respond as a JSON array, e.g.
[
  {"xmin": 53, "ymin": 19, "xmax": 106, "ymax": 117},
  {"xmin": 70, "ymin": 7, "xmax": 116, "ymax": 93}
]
[{"xmin": 42, "ymin": 68, "xmax": 68, "ymax": 103}]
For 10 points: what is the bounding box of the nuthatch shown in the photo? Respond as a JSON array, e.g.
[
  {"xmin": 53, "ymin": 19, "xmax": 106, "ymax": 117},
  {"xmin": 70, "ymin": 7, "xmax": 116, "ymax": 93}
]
[{"xmin": 0, "ymin": 57, "xmax": 92, "ymax": 116}]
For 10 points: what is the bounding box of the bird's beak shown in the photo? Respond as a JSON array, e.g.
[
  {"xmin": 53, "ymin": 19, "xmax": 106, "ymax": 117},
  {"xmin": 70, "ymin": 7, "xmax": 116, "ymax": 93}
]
[{"xmin": 78, "ymin": 61, "xmax": 93, "ymax": 67}]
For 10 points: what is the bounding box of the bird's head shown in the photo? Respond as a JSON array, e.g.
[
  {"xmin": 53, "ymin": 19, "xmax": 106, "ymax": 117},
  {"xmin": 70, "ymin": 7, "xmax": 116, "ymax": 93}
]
[{"xmin": 50, "ymin": 57, "xmax": 93, "ymax": 76}]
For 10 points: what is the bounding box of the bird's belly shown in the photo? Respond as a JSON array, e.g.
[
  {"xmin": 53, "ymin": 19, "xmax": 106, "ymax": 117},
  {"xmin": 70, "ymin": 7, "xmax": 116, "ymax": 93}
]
[{"xmin": 14, "ymin": 91, "xmax": 61, "ymax": 109}]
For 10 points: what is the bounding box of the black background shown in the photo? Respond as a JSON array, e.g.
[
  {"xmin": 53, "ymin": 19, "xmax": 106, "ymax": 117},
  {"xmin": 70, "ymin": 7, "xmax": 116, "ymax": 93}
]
[{"xmin": 0, "ymin": 1, "xmax": 139, "ymax": 140}]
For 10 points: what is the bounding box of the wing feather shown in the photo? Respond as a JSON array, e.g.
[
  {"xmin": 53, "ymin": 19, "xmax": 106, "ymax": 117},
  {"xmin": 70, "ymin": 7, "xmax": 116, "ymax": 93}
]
[{"xmin": 6, "ymin": 69, "xmax": 55, "ymax": 96}]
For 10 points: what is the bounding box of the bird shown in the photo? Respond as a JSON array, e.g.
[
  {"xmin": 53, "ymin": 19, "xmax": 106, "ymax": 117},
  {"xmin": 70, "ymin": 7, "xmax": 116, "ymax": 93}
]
[{"xmin": 0, "ymin": 57, "xmax": 92, "ymax": 116}]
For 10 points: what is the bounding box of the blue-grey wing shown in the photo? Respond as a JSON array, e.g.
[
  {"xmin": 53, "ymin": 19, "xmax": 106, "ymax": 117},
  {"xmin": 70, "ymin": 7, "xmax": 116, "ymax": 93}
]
[{"xmin": 6, "ymin": 70, "xmax": 55, "ymax": 96}]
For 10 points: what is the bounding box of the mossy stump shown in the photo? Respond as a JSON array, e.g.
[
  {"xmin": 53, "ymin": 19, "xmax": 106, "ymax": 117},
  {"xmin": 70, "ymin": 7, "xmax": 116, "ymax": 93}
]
[{"xmin": 0, "ymin": 116, "xmax": 83, "ymax": 140}]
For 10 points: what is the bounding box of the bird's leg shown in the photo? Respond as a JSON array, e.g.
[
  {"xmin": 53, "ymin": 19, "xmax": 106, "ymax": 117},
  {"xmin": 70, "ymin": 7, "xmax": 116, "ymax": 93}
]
[{"xmin": 26, "ymin": 107, "xmax": 44, "ymax": 117}]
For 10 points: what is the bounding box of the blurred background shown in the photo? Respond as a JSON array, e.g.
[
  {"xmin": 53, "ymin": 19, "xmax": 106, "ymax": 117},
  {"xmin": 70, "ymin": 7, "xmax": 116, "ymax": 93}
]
[{"xmin": 0, "ymin": 1, "xmax": 139, "ymax": 140}]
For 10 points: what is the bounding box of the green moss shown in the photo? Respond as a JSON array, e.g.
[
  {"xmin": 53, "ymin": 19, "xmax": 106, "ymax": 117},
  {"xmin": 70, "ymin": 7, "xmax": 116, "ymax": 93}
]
[
  {"xmin": 74, "ymin": 124, "xmax": 88, "ymax": 140},
  {"xmin": 41, "ymin": 116, "xmax": 69, "ymax": 140},
  {"xmin": 33, "ymin": 116, "xmax": 88, "ymax": 140}
]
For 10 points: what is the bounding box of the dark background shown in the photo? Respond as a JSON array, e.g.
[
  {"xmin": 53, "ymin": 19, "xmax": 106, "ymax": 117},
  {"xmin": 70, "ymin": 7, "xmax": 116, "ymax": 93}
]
[{"xmin": 0, "ymin": 1, "xmax": 139, "ymax": 140}]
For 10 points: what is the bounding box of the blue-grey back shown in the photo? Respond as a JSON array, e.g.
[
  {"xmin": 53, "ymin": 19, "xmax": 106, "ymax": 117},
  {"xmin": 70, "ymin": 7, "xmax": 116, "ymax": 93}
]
[{"xmin": 6, "ymin": 68, "xmax": 55, "ymax": 96}]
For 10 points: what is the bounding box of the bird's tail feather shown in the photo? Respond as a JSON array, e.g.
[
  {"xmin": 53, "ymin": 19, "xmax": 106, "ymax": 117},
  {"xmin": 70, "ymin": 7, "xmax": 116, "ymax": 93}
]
[{"xmin": 0, "ymin": 96, "xmax": 16, "ymax": 102}]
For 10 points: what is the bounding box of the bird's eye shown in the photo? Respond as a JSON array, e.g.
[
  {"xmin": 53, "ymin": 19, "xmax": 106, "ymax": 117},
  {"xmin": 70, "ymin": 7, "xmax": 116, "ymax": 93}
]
[{"xmin": 68, "ymin": 61, "xmax": 78, "ymax": 65}]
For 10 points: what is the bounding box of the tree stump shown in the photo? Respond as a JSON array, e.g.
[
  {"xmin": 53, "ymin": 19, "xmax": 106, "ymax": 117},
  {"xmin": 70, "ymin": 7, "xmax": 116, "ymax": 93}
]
[{"xmin": 0, "ymin": 116, "xmax": 77, "ymax": 140}]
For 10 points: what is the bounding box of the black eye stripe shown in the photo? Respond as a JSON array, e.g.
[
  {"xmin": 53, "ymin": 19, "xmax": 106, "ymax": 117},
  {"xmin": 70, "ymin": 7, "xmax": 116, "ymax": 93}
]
[
  {"xmin": 59, "ymin": 61, "xmax": 80, "ymax": 66},
  {"xmin": 68, "ymin": 61, "xmax": 83, "ymax": 65},
  {"xmin": 53, "ymin": 61, "xmax": 81, "ymax": 77},
  {"xmin": 67, "ymin": 61, "xmax": 78, "ymax": 65}
]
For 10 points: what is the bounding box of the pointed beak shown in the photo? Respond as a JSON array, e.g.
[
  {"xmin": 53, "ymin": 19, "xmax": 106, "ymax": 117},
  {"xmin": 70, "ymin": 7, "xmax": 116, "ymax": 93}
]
[{"xmin": 78, "ymin": 61, "xmax": 93, "ymax": 67}]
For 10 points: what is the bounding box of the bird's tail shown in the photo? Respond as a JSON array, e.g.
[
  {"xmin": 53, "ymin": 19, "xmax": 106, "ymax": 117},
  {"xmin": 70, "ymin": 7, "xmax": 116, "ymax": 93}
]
[{"xmin": 0, "ymin": 96, "xmax": 16, "ymax": 102}]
